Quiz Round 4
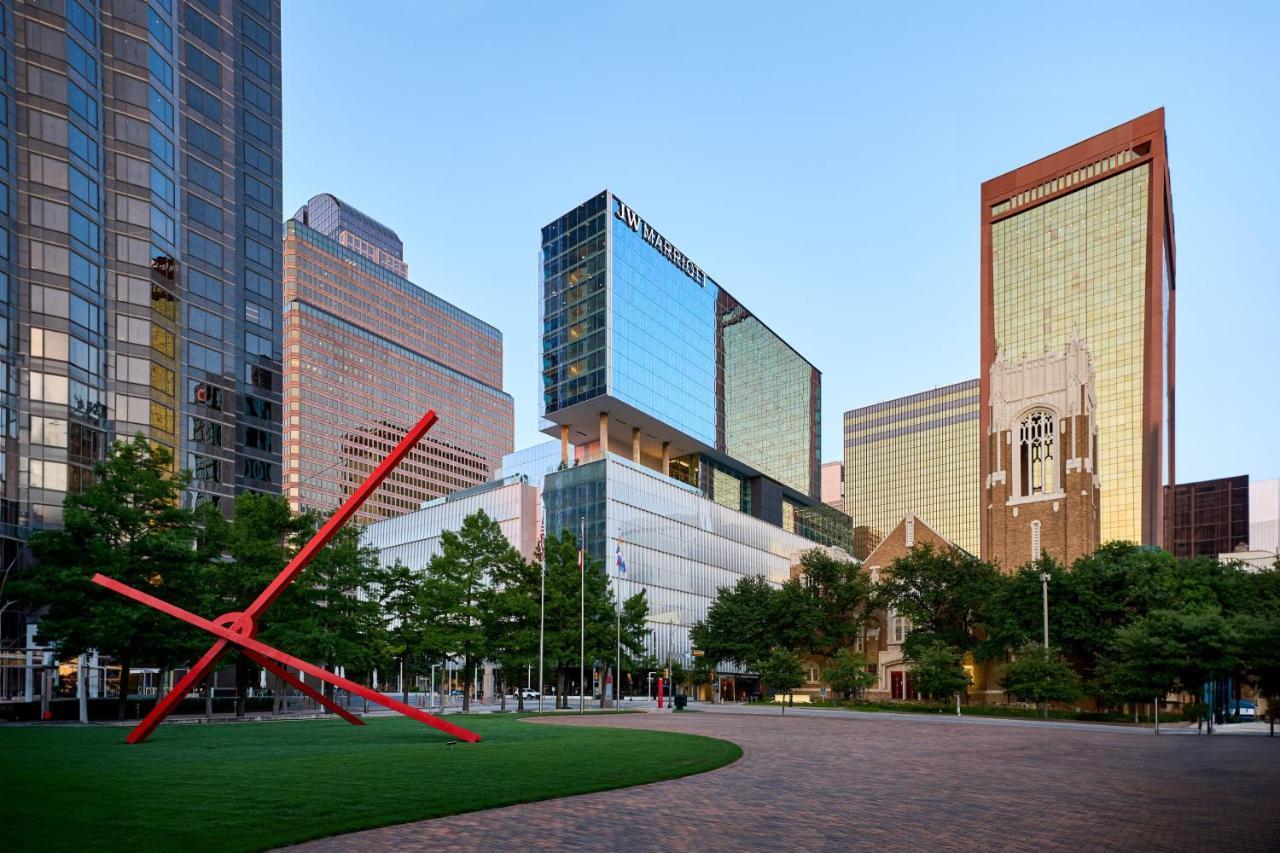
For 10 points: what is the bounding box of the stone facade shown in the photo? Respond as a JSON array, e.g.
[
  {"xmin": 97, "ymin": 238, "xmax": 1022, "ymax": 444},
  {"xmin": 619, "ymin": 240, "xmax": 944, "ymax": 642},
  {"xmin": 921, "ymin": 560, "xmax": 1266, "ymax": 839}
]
[{"xmin": 984, "ymin": 337, "xmax": 1100, "ymax": 572}]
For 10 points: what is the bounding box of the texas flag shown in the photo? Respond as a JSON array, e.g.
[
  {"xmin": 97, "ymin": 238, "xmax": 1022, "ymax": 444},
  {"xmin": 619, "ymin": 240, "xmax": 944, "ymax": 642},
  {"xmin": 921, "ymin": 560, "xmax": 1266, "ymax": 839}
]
[{"xmin": 615, "ymin": 538, "xmax": 627, "ymax": 576}]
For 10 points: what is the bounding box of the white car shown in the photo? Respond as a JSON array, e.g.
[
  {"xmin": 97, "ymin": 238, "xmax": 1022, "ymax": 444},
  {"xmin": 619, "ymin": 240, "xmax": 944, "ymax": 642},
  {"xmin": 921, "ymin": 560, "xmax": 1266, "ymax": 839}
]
[{"xmin": 513, "ymin": 688, "xmax": 541, "ymax": 700}]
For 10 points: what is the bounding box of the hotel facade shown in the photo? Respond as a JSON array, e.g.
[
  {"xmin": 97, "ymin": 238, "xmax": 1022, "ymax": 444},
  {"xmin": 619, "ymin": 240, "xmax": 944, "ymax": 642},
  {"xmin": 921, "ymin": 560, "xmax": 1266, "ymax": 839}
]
[
  {"xmin": 981, "ymin": 109, "xmax": 1175, "ymax": 552},
  {"xmin": 539, "ymin": 191, "xmax": 851, "ymax": 665},
  {"xmin": 282, "ymin": 194, "xmax": 513, "ymax": 523}
]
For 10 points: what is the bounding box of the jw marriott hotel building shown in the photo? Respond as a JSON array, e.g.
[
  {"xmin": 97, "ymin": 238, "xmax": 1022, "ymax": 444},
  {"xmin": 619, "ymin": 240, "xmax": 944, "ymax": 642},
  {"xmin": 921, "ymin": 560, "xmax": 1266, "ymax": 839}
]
[
  {"xmin": 283, "ymin": 194, "xmax": 513, "ymax": 522},
  {"xmin": 540, "ymin": 191, "xmax": 851, "ymax": 662}
]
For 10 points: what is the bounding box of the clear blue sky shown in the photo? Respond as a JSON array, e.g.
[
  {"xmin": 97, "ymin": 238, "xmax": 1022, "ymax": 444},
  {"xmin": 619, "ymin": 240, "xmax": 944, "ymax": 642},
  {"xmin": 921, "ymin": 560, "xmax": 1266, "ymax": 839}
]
[{"xmin": 281, "ymin": 1, "xmax": 1279, "ymax": 485}]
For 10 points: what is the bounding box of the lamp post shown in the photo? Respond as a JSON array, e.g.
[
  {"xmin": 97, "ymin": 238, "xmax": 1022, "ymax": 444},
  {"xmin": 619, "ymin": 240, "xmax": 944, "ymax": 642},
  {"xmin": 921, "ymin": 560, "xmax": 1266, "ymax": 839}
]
[{"xmin": 1039, "ymin": 572, "xmax": 1050, "ymax": 649}]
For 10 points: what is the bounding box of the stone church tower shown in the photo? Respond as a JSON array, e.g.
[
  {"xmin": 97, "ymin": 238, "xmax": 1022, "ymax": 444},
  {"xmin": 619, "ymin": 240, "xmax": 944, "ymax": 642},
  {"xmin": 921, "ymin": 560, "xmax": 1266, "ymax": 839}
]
[{"xmin": 983, "ymin": 335, "xmax": 1100, "ymax": 571}]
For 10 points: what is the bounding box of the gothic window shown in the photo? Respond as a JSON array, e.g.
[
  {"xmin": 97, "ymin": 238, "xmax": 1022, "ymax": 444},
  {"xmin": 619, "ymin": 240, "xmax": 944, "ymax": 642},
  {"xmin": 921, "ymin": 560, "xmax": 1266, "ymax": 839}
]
[{"xmin": 1018, "ymin": 410, "xmax": 1057, "ymax": 497}]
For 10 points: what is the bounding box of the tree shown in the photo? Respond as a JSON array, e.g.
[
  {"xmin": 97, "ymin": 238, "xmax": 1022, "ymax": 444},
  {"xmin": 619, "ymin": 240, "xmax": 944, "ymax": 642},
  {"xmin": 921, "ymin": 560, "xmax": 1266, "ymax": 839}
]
[
  {"xmin": 823, "ymin": 647, "xmax": 876, "ymax": 701},
  {"xmin": 794, "ymin": 549, "xmax": 873, "ymax": 658},
  {"xmin": 538, "ymin": 528, "xmax": 647, "ymax": 709},
  {"xmin": 903, "ymin": 638, "xmax": 971, "ymax": 704},
  {"xmin": 879, "ymin": 544, "xmax": 1000, "ymax": 655},
  {"xmin": 758, "ymin": 646, "xmax": 805, "ymax": 713},
  {"xmin": 422, "ymin": 511, "xmax": 503, "ymax": 713},
  {"xmin": 19, "ymin": 436, "xmax": 204, "ymax": 719},
  {"xmin": 1001, "ymin": 644, "xmax": 1082, "ymax": 716},
  {"xmin": 1238, "ymin": 613, "xmax": 1280, "ymax": 737},
  {"xmin": 478, "ymin": 519, "xmax": 542, "ymax": 712},
  {"xmin": 380, "ymin": 561, "xmax": 429, "ymax": 706},
  {"xmin": 691, "ymin": 575, "xmax": 782, "ymax": 672}
]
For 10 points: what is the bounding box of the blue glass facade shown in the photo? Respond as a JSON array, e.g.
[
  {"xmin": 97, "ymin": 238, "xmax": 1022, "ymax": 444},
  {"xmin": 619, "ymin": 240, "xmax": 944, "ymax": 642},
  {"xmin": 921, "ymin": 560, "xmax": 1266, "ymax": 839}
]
[{"xmin": 610, "ymin": 213, "xmax": 718, "ymax": 445}]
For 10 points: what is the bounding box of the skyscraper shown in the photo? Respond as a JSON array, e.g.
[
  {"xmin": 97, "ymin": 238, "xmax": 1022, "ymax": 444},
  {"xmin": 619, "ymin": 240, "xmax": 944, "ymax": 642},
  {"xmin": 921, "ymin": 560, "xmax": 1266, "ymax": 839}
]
[
  {"xmin": 1, "ymin": 0, "xmax": 282, "ymax": 590},
  {"xmin": 283, "ymin": 194, "xmax": 513, "ymax": 523},
  {"xmin": 981, "ymin": 109, "xmax": 1175, "ymax": 551},
  {"xmin": 843, "ymin": 379, "xmax": 981, "ymax": 558},
  {"xmin": 539, "ymin": 191, "xmax": 851, "ymax": 670}
]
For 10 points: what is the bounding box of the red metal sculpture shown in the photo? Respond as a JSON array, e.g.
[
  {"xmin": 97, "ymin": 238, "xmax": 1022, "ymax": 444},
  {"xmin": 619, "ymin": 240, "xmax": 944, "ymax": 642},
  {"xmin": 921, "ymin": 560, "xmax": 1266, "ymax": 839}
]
[{"xmin": 92, "ymin": 409, "xmax": 481, "ymax": 744}]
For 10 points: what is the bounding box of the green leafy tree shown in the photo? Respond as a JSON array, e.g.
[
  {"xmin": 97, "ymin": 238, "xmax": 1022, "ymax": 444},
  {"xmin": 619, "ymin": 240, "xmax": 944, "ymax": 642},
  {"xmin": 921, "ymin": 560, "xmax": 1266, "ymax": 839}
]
[
  {"xmin": 19, "ymin": 436, "xmax": 204, "ymax": 719},
  {"xmin": 423, "ymin": 511, "xmax": 503, "ymax": 712},
  {"xmin": 903, "ymin": 637, "xmax": 971, "ymax": 703},
  {"xmin": 476, "ymin": 517, "xmax": 541, "ymax": 712},
  {"xmin": 1001, "ymin": 644, "xmax": 1082, "ymax": 716},
  {"xmin": 690, "ymin": 575, "xmax": 783, "ymax": 671},
  {"xmin": 823, "ymin": 647, "xmax": 876, "ymax": 701},
  {"xmin": 879, "ymin": 544, "xmax": 1000, "ymax": 655},
  {"xmin": 380, "ymin": 561, "xmax": 429, "ymax": 706},
  {"xmin": 794, "ymin": 549, "xmax": 873, "ymax": 658},
  {"xmin": 758, "ymin": 646, "xmax": 805, "ymax": 712},
  {"xmin": 1237, "ymin": 613, "xmax": 1280, "ymax": 736}
]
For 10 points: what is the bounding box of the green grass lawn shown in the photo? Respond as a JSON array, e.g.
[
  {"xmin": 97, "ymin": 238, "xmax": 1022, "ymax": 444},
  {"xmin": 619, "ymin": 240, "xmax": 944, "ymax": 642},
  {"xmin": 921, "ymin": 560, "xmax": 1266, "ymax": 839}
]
[{"xmin": 1, "ymin": 714, "xmax": 741, "ymax": 852}]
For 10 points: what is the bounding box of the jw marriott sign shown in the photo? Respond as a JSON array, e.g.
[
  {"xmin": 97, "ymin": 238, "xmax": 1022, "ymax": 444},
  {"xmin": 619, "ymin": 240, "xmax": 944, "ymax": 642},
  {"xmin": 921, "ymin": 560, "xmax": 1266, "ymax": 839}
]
[{"xmin": 614, "ymin": 197, "xmax": 707, "ymax": 287}]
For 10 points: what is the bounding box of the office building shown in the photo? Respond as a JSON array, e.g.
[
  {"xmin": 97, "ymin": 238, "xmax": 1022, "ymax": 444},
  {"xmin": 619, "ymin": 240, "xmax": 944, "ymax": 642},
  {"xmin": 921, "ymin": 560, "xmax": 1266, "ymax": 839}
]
[
  {"xmin": 984, "ymin": 337, "xmax": 1099, "ymax": 569},
  {"xmin": 496, "ymin": 440, "xmax": 567, "ymax": 490},
  {"xmin": 1163, "ymin": 475, "xmax": 1249, "ymax": 559},
  {"xmin": 1, "ymin": 1, "xmax": 283, "ymax": 607},
  {"xmin": 1250, "ymin": 478, "xmax": 1279, "ymax": 555},
  {"xmin": 282, "ymin": 195, "xmax": 513, "ymax": 523},
  {"xmin": 843, "ymin": 379, "xmax": 980, "ymax": 558},
  {"xmin": 981, "ymin": 109, "xmax": 1175, "ymax": 550},
  {"xmin": 363, "ymin": 475, "xmax": 542, "ymax": 568},
  {"xmin": 820, "ymin": 461, "xmax": 843, "ymax": 510},
  {"xmin": 539, "ymin": 191, "xmax": 851, "ymax": 665}
]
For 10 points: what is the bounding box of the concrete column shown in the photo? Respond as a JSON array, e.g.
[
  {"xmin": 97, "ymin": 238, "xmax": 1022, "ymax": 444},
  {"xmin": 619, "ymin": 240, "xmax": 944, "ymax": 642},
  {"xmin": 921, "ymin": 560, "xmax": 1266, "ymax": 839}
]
[
  {"xmin": 661, "ymin": 442, "xmax": 671, "ymax": 476},
  {"xmin": 599, "ymin": 412, "xmax": 609, "ymax": 460},
  {"xmin": 560, "ymin": 424, "xmax": 570, "ymax": 465},
  {"xmin": 631, "ymin": 428, "xmax": 641, "ymax": 463}
]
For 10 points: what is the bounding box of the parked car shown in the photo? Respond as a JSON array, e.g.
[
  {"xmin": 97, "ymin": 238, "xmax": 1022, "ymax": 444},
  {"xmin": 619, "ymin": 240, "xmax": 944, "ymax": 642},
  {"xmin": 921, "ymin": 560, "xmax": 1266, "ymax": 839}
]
[
  {"xmin": 447, "ymin": 689, "xmax": 464, "ymax": 697},
  {"xmin": 1229, "ymin": 699, "xmax": 1257, "ymax": 720}
]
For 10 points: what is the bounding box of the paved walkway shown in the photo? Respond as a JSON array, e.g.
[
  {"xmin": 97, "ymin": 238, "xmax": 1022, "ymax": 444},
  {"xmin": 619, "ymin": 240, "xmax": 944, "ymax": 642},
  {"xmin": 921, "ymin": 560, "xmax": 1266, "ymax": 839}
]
[{"xmin": 288, "ymin": 708, "xmax": 1280, "ymax": 851}]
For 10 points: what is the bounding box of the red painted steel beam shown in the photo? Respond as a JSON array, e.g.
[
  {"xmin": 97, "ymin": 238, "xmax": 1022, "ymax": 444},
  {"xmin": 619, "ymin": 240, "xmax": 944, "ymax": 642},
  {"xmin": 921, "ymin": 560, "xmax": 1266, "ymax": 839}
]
[
  {"xmin": 112, "ymin": 410, "xmax": 439, "ymax": 744},
  {"xmin": 93, "ymin": 573, "xmax": 482, "ymax": 742},
  {"xmin": 243, "ymin": 649, "xmax": 364, "ymax": 727}
]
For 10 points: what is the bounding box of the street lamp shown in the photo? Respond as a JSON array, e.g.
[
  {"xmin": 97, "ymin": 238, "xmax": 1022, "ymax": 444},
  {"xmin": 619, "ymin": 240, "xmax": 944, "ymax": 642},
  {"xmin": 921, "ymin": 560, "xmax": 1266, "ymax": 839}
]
[{"xmin": 1039, "ymin": 572, "xmax": 1051, "ymax": 649}]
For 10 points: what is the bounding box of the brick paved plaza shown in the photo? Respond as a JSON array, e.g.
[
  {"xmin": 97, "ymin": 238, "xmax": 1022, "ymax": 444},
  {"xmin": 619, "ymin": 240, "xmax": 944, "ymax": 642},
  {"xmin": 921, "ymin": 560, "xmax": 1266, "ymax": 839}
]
[{"xmin": 290, "ymin": 711, "xmax": 1280, "ymax": 851}]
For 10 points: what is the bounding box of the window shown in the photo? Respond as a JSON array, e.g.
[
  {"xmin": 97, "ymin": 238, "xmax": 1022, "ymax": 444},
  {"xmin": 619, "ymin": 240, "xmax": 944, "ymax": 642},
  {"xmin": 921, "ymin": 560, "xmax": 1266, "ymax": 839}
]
[
  {"xmin": 67, "ymin": 80, "xmax": 98, "ymax": 128},
  {"xmin": 69, "ymin": 167, "xmax": 99, "ymax": 208},
  {"xmin": 244, "ymin": 206, "xmax": 272, "ymax": 238},
  {"xmin": 890, "ymin": 609, "xmax": 911, "ymax": 645},
  {"xmin": 1031, "ymin": 520, "xmax": 1042, "ymax": 561},
  {"xmin": 246, "ymin": 427, "xmax": 273, "ymax": 452},
  {"xmin": 30, "ymin": 460, "xmax": 68, "ymax": 492},
  {"xmin": 245, "ymin": 331, "xmax": 272, "ymax": 359},
  {"xmin": 247, "ymin": 364, "xmax": 273, "ymax": 390},
  {"xmin": 183, "ymin": 41, "xmax": 221, "ymax": 86},
  {"xmin": 242, "ymin": 77, "xmax": 272, "ymax": 114},
  {"xmin": 149, "ymin": 85, "xmax": 173, "ymax": 128},
  {"xmin": 190, "ymin": 416, "xmax": 222, "ymax": 446},
  {"xmin": 242, "ymin": 45, "xmax": 270, "ymax": 81},
  {"xmin": 187, "ymin": 231, "xmax": 223, "ymax": 267},
  {"xmin": 67, "ymin": 0, "xmax": 96, "ymax": 42},
  {"xmin": 241, "ymin": 13, "xmax": 270, "ymax": 50},
  {"xmin": 1018, "ymin": 410, "xmax": 1057, "ymax": 497},
  {"xmin": 188, "ymin": 268, "xmax": 221, "ymax": 303},
  {"xmin": 242, "ymin": 141, "xmax": 271, "ymax": 176},
  {"xmin": 244, "ymin": 395, "xmax": 272, "ymax": 420},
  {"xmin": 242, "ymin": 458, "xmax": 273, "ymax": 484},
  {"xmin": 31, "ymin": 416, "xmax": 69, "ymax": 448},
  {"xmin": 151, "ymin": 206, "xmax": 175, "ymax": 248},
  {"xmin": 184, "ymin": 80, "xmax": 221, "ymax": 122},
  {"xmin": 148, "ymin": 7, "xmax": 173, "ymax": 49},
  {"xmin": 150, "ymin": 125, "xmax": 174, "ymax": 166},
  {"xmin": 244, "ymin": 236, "xmax": 272, "ymax": 267},
  {"xmin": 150, "ymin": 165, "xmax": 175, "ymax": 204},
  {"xmin": 31, "ymin": 328, "xmax": 69, "ymax": 360},
  {"xmin": 190, "ymin": 380, "xmax": 222, "ymax": 410},
  {"xmin": 243, "ymin": 110, "xmax": 271, "ymax": 145},
  {"xmin": 244, "ymin": 173, "xmax": 271, "ymax": 206},
  {"xmin": 187, "ymin": 193, "xmax": 223, "ymax": 230},
  {"xmin": 186, "ymin": 157, "xmax": 223, "ymax": 194},
  {"xmin": 30, "ymin": 372, "xmax": 69, "ymax": 404},
  {"xmin": 804, "ymin": 664, "xmax": 820, "ymax": 684},
  {"xmin": 184, "ymin": 6, "xmax": 221, "ymax": 49},
  {"xmin": 149, "ymin": 46, "xmax": 173, "ymax": 91},
  {"xmin": 186, "ymin": 119, "xmax": 222, "ymax": 158},
  {"xmin": 66, "ymin": 37, "xmax": 98, "ymax": 85},
  {"xmin": 244, "ymin": 301, "xmax": 272, "ymax": 329},
  {"xmin": 70, "ymin": 252, "xmax": 100, "ymax": 292},
  {"xmin": 188, "ymin": 304, "xmax": 223, "ymax": 338},
  {"xmin": 189, "ymin": 342, "xmax": 222, "ymax": 374},
  {"xmin": 70, "ymin": 209, "xmax": 98, "ymax": 251},
  {"xmin": 189, "ymin": 453, "xmax": 221, "ymax": 483},
  {"xmin": 245, "ymin": 267, "xmax": 272, "ymax": 298}
]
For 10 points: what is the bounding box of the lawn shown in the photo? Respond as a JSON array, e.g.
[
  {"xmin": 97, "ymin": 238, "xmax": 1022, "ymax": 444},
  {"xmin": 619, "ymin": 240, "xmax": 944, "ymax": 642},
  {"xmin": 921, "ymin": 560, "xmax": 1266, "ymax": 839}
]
[{"xmin": 1, "ymin": 713, "xmax": 741, "ymax": 852}]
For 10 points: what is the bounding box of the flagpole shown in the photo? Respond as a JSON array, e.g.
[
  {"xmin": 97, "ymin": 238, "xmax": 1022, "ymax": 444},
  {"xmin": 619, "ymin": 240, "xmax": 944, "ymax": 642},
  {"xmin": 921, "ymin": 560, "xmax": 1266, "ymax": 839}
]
[
  {"xmin": 615, "ymin": 537, "xmax": 622, "ymax": 714},
  {"xmin": 579, "ymin": 517, "xmax": 585, "ymax": 715},
  {"xmin": 537, "ymin": 523, "xmax": 545, "ymax": 716}
]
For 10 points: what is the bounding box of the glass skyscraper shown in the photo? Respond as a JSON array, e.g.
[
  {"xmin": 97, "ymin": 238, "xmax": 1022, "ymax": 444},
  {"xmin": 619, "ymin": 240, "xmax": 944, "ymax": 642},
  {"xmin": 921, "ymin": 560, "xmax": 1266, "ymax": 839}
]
[
  {"xmin": 283, "ymin": 197, "xmax": 514, "ymax": 523},
  {"xmin": 844, "ymin": 379, "xmax": 981, "ymax": 558},
  {"xmin": 540, "ymin": 191, "xmax": 851, "ymax": 666},
  {"xmin": 981, "ymin": 110, "xmax": 1175, "ymax": 550},
  {"xmin": 1, "ymin": 0, "xmax": 283, "ymax": 615}
]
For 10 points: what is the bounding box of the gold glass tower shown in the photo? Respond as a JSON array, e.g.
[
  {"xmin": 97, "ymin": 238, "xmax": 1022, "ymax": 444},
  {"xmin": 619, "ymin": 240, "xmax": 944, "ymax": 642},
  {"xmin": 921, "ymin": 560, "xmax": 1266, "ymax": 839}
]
[
  {"xmin": 843, "ymin": 379, "xmax": 980, "ymax": 558},
  {"xmin": 981, "ymin": 110, "xmax": 1175, "ymax": 550}
]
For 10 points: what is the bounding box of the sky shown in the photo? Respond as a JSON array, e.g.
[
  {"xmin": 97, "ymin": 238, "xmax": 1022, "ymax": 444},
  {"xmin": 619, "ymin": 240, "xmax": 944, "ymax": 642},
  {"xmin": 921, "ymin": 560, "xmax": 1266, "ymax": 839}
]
[{"xmin": 281, "ymin": 1, "xmax": 1280, "ymax": 485}]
